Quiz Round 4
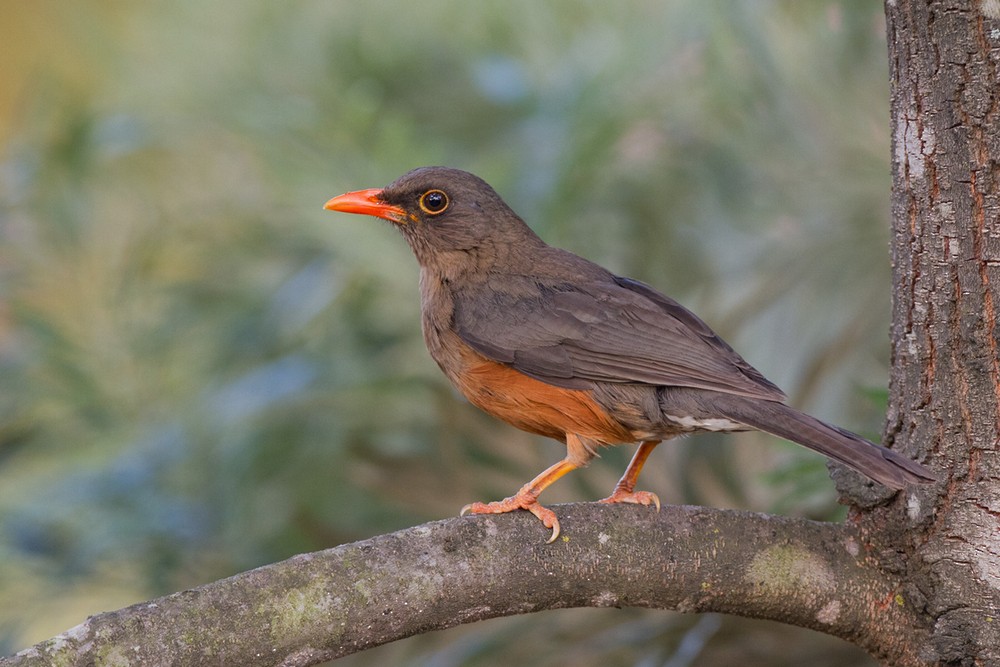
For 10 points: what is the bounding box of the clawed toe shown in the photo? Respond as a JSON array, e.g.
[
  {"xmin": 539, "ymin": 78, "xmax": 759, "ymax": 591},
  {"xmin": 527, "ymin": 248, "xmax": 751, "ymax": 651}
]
[
  {"xmin": 599, "ymin": 489, "xmax": 661, "ymax": 511},
  {"xmin": 459, "ymin": 496, "xmax": 561, "ymax": 542}
]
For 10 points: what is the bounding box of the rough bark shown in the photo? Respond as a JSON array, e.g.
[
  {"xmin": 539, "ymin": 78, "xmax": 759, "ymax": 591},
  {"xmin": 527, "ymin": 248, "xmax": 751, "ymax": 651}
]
[
  {"xmin": 874, "ymin": 0, "xmax": 1000, "ymax": 664},
  {"xmin": 0, "ymin": 505, "xmax": 921, "ymax": 667}
]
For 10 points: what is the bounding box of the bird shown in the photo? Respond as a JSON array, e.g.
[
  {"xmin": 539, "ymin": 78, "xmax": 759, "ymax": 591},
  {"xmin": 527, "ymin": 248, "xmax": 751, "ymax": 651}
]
[{"xmin": 324, "ymin": 166, "xmax": 936, "ymax": 542}]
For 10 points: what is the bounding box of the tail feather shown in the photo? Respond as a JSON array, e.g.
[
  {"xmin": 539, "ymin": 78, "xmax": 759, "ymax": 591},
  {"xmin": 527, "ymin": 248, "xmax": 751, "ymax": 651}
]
[{"xmin": 714, "ymin": 399, "xmax": 936, "ymax": 489}]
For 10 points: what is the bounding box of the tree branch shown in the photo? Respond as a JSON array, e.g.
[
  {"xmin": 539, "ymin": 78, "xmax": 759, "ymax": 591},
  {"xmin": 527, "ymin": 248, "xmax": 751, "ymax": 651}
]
[{"xmin": 3, "ymin": 504, "xmax": 923, "ymax": 667}]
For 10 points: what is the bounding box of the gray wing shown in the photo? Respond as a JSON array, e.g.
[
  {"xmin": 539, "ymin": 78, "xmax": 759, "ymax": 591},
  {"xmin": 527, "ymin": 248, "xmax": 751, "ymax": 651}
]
[{"xmin": 453, "ymin": 275, "xmax": 786, "ymax": 401}]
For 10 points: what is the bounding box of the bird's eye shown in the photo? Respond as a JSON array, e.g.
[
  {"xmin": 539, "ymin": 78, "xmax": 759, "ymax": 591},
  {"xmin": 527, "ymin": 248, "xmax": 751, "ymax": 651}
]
[{"xmin": 418, "ymin": 190, "xmax": 449, "ymax": 215}]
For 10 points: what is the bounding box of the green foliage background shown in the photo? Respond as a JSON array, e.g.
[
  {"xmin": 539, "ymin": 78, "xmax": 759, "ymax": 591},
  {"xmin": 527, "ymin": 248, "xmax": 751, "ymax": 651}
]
[{"xmin": 1, "ymin": 2, "xmax": 891, "ymax": 665}]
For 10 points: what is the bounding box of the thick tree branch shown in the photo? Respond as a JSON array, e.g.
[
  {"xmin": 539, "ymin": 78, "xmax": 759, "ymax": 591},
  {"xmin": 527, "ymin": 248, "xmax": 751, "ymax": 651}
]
[{"xmin": 3, "ymin": 503, "xmax": 926, "ymax": 667}]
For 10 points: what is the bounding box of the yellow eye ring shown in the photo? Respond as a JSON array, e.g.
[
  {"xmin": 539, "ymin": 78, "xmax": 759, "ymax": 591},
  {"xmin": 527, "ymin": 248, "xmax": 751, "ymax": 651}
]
[{"xmin": 418, "ymin": 190, "xmax": 449, "ymax": 215}]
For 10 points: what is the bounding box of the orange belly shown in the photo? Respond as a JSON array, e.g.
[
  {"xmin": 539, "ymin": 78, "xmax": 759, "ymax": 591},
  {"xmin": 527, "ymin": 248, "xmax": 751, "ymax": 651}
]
[{"xmin": 449, "ymin": 345, "xmax": 633, "ymax": 445}]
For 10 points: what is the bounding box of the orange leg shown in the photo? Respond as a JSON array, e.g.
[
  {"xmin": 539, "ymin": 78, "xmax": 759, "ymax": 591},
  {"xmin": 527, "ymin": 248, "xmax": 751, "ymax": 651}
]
[
  {"xmin": 599, "ymin": 440, "xmax": 661, "ymax": 510},
  {"xmin": 461, "ymin": 434, "xmax": 596, "ymax": 543}
]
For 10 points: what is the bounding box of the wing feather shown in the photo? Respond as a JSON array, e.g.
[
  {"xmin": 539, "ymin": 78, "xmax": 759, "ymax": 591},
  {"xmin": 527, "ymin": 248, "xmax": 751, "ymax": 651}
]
[{"xmin": 453, "ymin": 275, "xmax": 785, "ymax": 401}]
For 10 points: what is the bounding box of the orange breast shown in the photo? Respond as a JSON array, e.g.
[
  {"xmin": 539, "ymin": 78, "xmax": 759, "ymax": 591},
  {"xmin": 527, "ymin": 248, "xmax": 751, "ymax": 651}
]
[{"xmin": 448, "ymin": 342, "xmax": 633, "ymax": 445}]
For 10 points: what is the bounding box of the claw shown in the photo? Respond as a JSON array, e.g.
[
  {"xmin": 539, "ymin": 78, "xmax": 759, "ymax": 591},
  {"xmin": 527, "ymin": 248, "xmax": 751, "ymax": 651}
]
[
  {"xmin": 525, "ymin": 506, "xmax": 560, "ymax": 543},
  {"xmin": 459, "ymin": 496, "xmax": 561, "ymax": 543},
  {"xmin": 599, "ymin": 489, "xmax": 661, "ymax": 511}
]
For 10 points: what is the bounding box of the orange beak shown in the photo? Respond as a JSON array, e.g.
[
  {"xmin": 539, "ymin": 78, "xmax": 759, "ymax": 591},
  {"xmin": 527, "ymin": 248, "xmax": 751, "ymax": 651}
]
[{"xmin": 323, "ymin": 188, "xmax": 408, "ymax": 224}]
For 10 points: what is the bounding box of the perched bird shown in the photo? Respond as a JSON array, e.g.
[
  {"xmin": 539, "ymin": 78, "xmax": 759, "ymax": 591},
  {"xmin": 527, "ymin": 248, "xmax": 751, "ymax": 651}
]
[{"xmin": 325, "ymin": 167, "xmax": 935, "ymax": 542}]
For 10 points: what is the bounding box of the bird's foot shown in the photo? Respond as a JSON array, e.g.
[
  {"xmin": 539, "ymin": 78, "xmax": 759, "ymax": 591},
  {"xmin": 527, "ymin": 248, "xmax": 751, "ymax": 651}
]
[
  {"xmin": 461, "ymin": 494, "xmax": 561, "ymax": 543},
  {"xmin": 598, "ymin": 488, "xmax": 661, "ymax": 511}
]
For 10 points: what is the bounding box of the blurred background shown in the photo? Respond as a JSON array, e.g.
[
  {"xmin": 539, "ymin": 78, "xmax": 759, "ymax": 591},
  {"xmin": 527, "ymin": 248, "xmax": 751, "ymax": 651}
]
[{"xmin": 0, "ymin": 1, "xmax": 892, "ymax": 665}]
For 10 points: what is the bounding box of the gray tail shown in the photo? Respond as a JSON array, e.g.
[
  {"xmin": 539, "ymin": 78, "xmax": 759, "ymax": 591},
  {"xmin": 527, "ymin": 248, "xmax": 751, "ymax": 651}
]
[{"xmin": 716, "ymin": 398, "xmax": 936, "ymax": 490}]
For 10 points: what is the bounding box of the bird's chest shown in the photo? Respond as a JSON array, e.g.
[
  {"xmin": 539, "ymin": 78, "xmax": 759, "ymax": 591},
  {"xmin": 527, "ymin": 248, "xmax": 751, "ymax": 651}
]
[
  {"xmin": 419, "ymin": 277, "xmax": 493, "ymax": 403},
  {"xmin": 418, "ymin": 271, "xmax": 461, "ymax": 373}
]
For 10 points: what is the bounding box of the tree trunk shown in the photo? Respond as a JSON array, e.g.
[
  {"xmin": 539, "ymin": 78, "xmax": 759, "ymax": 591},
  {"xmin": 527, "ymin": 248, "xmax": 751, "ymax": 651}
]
[{"xmin": 875, "ymin": 0, "xmax": 1000, "ymax": 663}]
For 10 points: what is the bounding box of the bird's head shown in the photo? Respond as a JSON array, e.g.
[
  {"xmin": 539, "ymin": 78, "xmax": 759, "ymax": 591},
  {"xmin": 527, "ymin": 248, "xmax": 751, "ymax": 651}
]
[{"xmin": 324, "ymin": 167, "xmax": 543, "ymax": 271}]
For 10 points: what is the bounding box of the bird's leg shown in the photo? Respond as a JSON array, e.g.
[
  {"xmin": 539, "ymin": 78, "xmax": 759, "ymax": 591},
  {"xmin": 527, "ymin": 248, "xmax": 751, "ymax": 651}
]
[
  {"xmin": 461, "ymin": 434, "xmax": 597, "ymax": 543},
  {"xmin": 599, "ymin": 440, "xmax": 661, "ymax": 509}
]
